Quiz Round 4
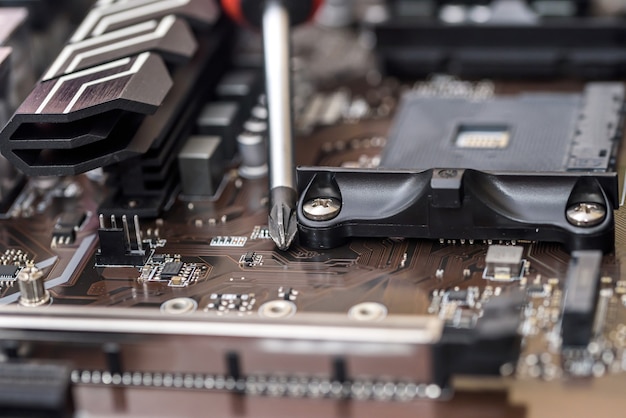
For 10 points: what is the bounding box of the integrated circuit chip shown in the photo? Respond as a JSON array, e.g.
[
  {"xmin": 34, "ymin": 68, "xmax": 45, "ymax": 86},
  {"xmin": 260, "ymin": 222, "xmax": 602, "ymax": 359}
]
[
  {"xmin": 0, "ymin": 264, "xmax": 19, "ymax": 279},
  {"xmin": 161, "ymin": 262, "xmax": 183, "ymax": 279}
]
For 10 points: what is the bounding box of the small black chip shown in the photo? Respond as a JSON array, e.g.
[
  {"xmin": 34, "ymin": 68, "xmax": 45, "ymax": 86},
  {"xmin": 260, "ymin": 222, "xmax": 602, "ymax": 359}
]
[
  {"xmin": 445, "ymin": 289, "xmax": 468, "ymax": 302},
  {"xmin": 527, "ymin": 285, "xmax": 545, "ymax": 295},
  {"xmin": 56, "ymin": 212, "xmax": 87, "ymax": 230},
  {"xmin": 0, "ymin": 265, "xmax": 19, "ymax": 278},
  {"xmin": 161, "ymin": 262, "xmax": 183, "ymax": 278},
  {"xmin": 152, "ymin": 254, "xmax": 166, "ymax": 263},
  {"xmin": 243, "ymin": 251, "xmax": 255, "ymax": 264}
]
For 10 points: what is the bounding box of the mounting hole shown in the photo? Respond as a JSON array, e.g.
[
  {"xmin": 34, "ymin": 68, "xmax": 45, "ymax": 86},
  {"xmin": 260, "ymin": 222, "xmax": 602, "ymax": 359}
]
[
  {"xmin": 348, "ymin": 302, "xmax": 387, "ymax": 322},
  {"xmin": 258, "ymin": 300, "xmax": 297, "ymax": 318},
  {"xmin": 160, "ymin": 297, "xmax": 197, "ymax": 315}
]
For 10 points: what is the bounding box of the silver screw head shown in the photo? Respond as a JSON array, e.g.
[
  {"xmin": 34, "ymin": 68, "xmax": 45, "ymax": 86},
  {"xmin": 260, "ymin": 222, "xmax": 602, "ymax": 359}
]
[
  {"xmin": 302, "ymin": 197, "xmax": 341, "ymax": 221},
  {"xmin": 566, "ymin": 202, "xmax": 606, "ymax": 227}
]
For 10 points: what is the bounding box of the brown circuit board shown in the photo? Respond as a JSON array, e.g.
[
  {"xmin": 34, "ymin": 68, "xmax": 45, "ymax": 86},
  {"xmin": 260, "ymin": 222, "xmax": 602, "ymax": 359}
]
[
  {"xmin": 0, "ymin": 76, "xmax": 625, "ymax": 417},
  {"xmin": 1, "ymin": 2, "xmax": 626, "ymax": 417}
]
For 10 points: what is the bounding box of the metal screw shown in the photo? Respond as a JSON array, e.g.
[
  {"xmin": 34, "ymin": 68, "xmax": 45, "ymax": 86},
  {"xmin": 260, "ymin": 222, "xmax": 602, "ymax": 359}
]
[
  {"xmin": 437, "ymin": 169, "xmax": 458, "ymax": 178},
  {"xmin": 302, "ymin": 197, "xmax": 341, "ymax": 221},
  {"xmin": 566, "ymin": 202, "xmax": 606, "ymax": 227}
]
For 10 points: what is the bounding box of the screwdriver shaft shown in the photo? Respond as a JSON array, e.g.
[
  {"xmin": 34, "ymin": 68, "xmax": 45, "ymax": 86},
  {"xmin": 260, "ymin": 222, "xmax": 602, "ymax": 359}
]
[
  {"xmin": 263, "ymin": 0, "xmax": 294, "ymax": 190},
  {"xmin": 263, "ymin": 0, "xmax": 298, "ymax": 250}
]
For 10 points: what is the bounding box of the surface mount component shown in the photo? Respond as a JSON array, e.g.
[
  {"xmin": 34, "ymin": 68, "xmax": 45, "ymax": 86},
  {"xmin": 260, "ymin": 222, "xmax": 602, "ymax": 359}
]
[
  {"xmin": 484, "ymin": 245, "xmax": 525, "ymax": 281},
  {"xmin": 297, "ymin": 83, "xmax": 623, "ymax": 252},
  {"xmin": 51, "ymin": 211, "xmax": 87, "ymax": 246},
  {"xmin": 215, "ymin": 69, "xmax": 263, "ymax": 114},
  {"xmin": 178, "ymin": 135, "xmax": 223, "ymax": 197},
  {"xmin": 160, "ymin": 261, "xmax": 184, "ymax": 279},
  {"xmin": 0, "ymin": 264, "xmax": 19, "ymax": 280},
  {"xmin": 196, "ymin": 102, "xmax": 241, "ymax": 159}
]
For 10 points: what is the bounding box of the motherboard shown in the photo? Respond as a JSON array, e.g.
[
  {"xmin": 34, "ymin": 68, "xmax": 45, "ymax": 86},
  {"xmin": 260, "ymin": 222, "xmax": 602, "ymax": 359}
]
[{"xmin": 1, "ymin": 0, "xmax": 626, "ymax": 417}]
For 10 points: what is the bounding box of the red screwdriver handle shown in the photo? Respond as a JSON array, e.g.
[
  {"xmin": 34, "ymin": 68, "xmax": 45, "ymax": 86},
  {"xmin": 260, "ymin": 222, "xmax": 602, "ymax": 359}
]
[{"xmin": 221, "ymin": 0, "xmax": 323, "ymax": 28}]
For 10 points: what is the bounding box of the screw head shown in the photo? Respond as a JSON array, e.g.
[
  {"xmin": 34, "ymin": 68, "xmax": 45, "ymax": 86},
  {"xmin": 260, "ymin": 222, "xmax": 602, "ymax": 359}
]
[
  {"xmin": 302, "ymin": 197, "xmax": 341, "ymax": 221},
  {"xmin": 566, "ymin": 202, "xmax": 606, "ymax": 227},
  {"xmin": 437, "ymin": 169, "xmax": 458, "ymax": 178}
]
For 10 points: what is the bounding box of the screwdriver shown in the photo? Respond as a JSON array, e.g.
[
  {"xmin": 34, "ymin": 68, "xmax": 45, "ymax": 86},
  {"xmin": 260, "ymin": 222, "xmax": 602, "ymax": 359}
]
[{"xmin": 221, "ymin": 0, "xmax": 322, "ymax": 250}]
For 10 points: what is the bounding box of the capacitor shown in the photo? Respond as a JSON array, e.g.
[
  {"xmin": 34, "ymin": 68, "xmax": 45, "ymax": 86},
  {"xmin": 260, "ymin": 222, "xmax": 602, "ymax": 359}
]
[
  {"xmin": 251, "ymin": 104, "xmax": 268, "ymax": 120},
  {"xmin": 237, "ymin": 131, "xmax": 267, "ymax": 179},
  {"xmin": 243, "ymin": 118, "xmax": 267, "ymax": 134}
]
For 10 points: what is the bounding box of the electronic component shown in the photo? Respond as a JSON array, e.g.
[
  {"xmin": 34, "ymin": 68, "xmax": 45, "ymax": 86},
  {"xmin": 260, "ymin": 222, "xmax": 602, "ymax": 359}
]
[
  {"xmin": 250, "ymin": 226, "xmax": 271, "ymax": 240},
  {"xmin": 239, "ymin": 251, "xmax": 262, "ymax": 267},
  {"xmin": 3, "ymin": 1, "xmax": 626, "ymax": 415},
  {"xmin": 17, "ymin": 263, "xmax": 49, "ymax": 307},
  {"xmin": 206, "ymin": 293, "xmax": 256, "ymax": 314},
  {"xmin": 0, "ymin": 0, "xmax": 231, "ymax": 219},
  {"xmin": 443, "ymin": 288, "xmax": 473, "ymax": 305},
  {"xmin": 525, "ymin": 284, "xmax": 547, "ymax": 296},
  {"xmin": 0, "ymin": 264, "xmax": 19, "ymax": 281},
  {"xmin": 216, "ymin": 70, "xmax": 263, "ymax": 115},
  {"xmin": 0, "ymin": 362, "xmax": 73, "ymax": 417},
  {"xmin": 160, "ymin": 261, "xmax": 184, "ymax": 279},
  {"xmin": 297, "ymin": 83, "xmax": 622, "ymax": 252},
  {"xmin": 237, "ymin": 131, "xmax": 267, "ymax": 179},
  {"xmin": 51, "ymin": 211, "xmax": 87, "ymax": 247},
  {"xmin": 210, "ymin": 236, "xmax": 247, "ymax": 247},
  {"xmin": 278, "ymin": 286, "xmax": 298, "ymax": 301},
  {"xmin": 0, "ymin": 248, "xmax": 29, "ymax": 285},
  {"xmin": 95, "ymin": 214, "xmax": 147, "ymax": 267},
  {"xmin": 454, "ymin": 125, "xmax": 510, "ymax": 149},
  {"xmin": 196, "ymin": 102, "xmax": 241, "ymax": 159},
  {"xmin": 139, "ymin": 254, "xmax": 204, "ymax": 288},
  {"xmin": 435, "ymin": 287, "xmax": 525, "ymax": 386},
  {"xmin": 483, "ymin": 245, "xmax": 525, "ymax": 281},
  {"xmin": 178, "ymin": 135, "xmax": 223, "ymax": 197},
  {"xmin": 374, "ymin": 4, "xmax": 626, "ymax": 78},
  {"xmin": 0, "ymin": 0, "xmax": 220, "ymax": 175},
  {"xmin": 151, "ymin": 254, "xmax": 166, "ymax": 264},
  {"xmin": 382, "ymin": 83, "xmax": 623, "ymax": 172},
  {"xmin": 242, "ymin": 251, "xmax": 254, "ymax": 264},
  {"xmin": 432, "ymin": 286, "xmax": 482, "ymax": 328},
  {"xmin": 561, "ymin": 250, "xmax": 602, "ymax": 347}
]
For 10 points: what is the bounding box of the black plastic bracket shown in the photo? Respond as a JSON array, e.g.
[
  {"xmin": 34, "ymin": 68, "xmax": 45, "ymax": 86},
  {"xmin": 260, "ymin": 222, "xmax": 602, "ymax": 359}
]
[{"xmin": 296, "ymin": 167, "xmax": 617, "ymax": 253}]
